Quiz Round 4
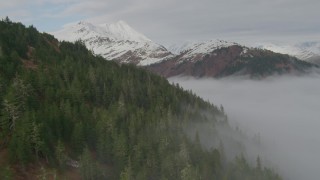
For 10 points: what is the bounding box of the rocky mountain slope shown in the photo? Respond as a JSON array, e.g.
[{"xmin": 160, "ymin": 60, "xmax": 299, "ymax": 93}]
[
  {"xmin": 53, "ymin": 21, "xmax": 173, "ymax": 65},
  {"xmin": 147, "ymin": 43, "xmax": 316, "ymax": 78}
]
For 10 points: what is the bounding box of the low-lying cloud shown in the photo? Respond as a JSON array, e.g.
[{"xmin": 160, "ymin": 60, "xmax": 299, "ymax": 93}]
[{"xmin": 170, "ymin": 73, "xmax": 320, "ymax": 180}]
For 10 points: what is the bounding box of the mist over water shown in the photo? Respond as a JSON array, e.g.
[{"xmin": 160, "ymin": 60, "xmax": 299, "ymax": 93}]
[{"xmin": 169, "ymin": 73, "xmax": 320, "ymax": 180}]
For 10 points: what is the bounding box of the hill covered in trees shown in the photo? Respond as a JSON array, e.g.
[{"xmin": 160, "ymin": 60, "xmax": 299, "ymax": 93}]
[{"xmin": 0, "ymin": 18, "xmax": 281, "ymax": 179}]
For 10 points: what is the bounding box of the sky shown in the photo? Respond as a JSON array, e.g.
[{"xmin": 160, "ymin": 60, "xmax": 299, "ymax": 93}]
[
  {"xmin": 170, "ymin": 73, "xmax": 320, "ymax": 180},
  {"xmin": 1, "ymin": 0, "xmax": 320, "ymax": 46}
]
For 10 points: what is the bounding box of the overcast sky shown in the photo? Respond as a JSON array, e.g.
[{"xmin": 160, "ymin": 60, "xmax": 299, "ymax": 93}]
[{"xmin": 1, "ymin": 0, "xmax": 320, "ymax": 46}]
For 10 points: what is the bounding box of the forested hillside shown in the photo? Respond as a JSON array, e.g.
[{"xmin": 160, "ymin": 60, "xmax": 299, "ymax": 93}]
[{"xmin": 0, "ymin": 18, "xmax": 281, "ymax": 179}]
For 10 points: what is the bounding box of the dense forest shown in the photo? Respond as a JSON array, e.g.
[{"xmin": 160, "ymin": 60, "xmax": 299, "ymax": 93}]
[{"xmin": 0, "ymin": 18, "xmax": 281, "ymax": 179}]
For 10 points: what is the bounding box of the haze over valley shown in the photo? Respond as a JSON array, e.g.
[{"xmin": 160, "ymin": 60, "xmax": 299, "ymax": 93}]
[{"xmin": 170, "ymin": 73, "xmax": 320, "ymax": 180}]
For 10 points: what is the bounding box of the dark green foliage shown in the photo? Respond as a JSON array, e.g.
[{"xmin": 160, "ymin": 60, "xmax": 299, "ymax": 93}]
[
  {"xmin": 80, "ymin": 147, "xmax": 104, "ymax": 180},
  {"xmin": 223, "ymin": 155, "xmax": 282, "ymax": 180},
  {"xmin": 0, "ymin": 165, "xmax": 13, "ymax": 180},
  {"xmin": 0, "ymin": 18, "xmax": 281, "ymax": 179}
]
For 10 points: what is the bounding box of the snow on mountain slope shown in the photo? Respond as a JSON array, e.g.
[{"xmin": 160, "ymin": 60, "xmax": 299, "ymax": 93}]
[
  {"xmin": 168, "ymin": 39, "xmax": 247, "ymax": 63},
  {"xmin": 297, "ymin": 41, "xmax": 320, "ymax": 52},
  {"xmin": 258, "ymin": 42, "xmax": 320, "ymax": 65},
  {"xmin": 168, "ymin": 40, "xmax": 238, "ymax": 55},
  {"xmin": 147, "ymin": 42, "xmax": 318, "ymax": 78},
  {"xmin": 100, "ymin": 20, "xmax": 152, "ymax": 42},
  {"xmin": 53, "ymin": 21, "xmax": 173, "ymax": 65},
  {"xmin": 168, "ymin": 41, "xmax": 197, "ymax": 55},
  {"xmin": 182, "ymin": 40, "xmax": 238, "ymax": 58}
]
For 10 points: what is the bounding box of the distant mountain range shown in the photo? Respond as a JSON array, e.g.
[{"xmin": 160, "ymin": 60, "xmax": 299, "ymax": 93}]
[
  {"xmin": 147, "ymin": 44, "xmax": 315, "ymax": 78},
  {"xmin": 257, "ymin": 42, "xmax": 320, "ymax": 65},
  {"xmin": 53, "ymin": 21, "xmax": 319, "ymax": 78}
]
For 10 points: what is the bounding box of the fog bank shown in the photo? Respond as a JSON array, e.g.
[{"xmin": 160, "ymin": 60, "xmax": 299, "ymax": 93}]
[{"xmin": 170, "ymin": 74, "xmax": 320, "ymax": 180}]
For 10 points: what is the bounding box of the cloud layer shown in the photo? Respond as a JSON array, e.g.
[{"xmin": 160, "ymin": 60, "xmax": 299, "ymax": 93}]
[
  {"xmin": 170, "ymin": 73, "xmax": 320, "ymax": 180},
  {"xmin": 1, "ymin": 0, "xmax": 320, "ymax": 46}
]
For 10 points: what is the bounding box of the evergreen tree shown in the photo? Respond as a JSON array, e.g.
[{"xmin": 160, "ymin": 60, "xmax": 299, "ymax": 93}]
[{"xmin": 0, "ymin": 19, "xmax": 282, "ymax": 180}]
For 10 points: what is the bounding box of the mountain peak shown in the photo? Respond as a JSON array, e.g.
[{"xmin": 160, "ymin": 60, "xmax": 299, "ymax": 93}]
[
  {"xmin": 77, "ymin": 20, "xmax": 91, "ymax": 26},
  {"xmin": 55, "ymin": 20, "xmax": 151, "ymax": 43},
  {"xmin": 52, "ymin": 20, "xmax": 172, "ymax": 65},
  {"xmin": 99, "ymin": 20, "xmax": 151, "ymax": 42},
  {"xmin": 70, "ymin": 21, "xmax": 96, "ymax": 30},
  {"xmin": 114, "ymin": 20, "xmax": 131, "ymax": 27}
]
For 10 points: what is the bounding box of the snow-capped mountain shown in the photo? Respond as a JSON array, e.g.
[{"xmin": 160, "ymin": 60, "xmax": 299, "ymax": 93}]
[
  {"xmin": 168, "ymin": 40, "xmax": 239, "ymax": 55},
  {"xmin": 167, "ymin": 39, "xmax": 246, "ymax": 63},
  {"xmin": 147, "ymin": 41, "xmax": 316, "ymax": 78},
  {"xmin": 258, "ymin": 42, "xmax": 320, "ymax": 65},
  {"xmin": 168, "ymin": 41, "xmax": 197, "ymax": 55},
  {"xmin": 52, "ymin": 21, "xmax": 318, "ymax": 78},
  {"xmin": 53, "ymin": 21, "xmax": 173, "ymax": 65}
]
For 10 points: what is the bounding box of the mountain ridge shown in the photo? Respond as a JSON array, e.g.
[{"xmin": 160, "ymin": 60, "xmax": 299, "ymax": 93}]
[
  {"xmin": 257, "ymin": 42, "xmax": 320, "ymax": 65},
  {"xmin": 147, "ymin": 44, "xmax": 316, "ymax": 78},
  {"xmin": 55, "ymin": 20, "xmax": 152, "ymax": 43},
  {"xmin": 167, "ymin": 40, "xmax": 239, "ymax": 55},
  {"xmin": 52, "ymin": 20, "xmax": 319, "ymax": 78}
]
